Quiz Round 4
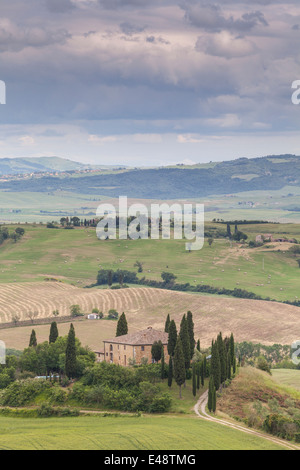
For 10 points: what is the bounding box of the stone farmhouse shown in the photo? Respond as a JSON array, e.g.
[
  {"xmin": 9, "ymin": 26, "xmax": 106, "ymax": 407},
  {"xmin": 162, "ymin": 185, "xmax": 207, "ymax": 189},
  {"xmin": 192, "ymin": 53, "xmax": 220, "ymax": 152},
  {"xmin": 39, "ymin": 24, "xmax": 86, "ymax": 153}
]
[
  {"xmin": 96, "ymin": 327, "xmax": 169, "ymax": 366},
  {"xmin": 256, "ymin": 234, "xmax": 297, "ymax": 244}
]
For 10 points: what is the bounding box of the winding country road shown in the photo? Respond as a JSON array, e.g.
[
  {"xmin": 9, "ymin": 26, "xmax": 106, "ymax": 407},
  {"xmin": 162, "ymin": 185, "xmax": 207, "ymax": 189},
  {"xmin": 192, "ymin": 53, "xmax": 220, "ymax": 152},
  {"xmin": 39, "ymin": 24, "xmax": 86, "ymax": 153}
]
[{"xmin": 194, "ymin": 390, "xmax": 300, "ymax": 451}]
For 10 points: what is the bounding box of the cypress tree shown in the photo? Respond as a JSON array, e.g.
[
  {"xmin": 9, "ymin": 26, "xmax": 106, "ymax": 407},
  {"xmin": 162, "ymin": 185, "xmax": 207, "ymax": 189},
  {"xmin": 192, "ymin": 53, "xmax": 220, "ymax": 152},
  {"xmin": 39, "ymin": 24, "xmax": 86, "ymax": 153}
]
[
  {"xmin": 201, "ymin": 360, "xmax": 205, "ymax": 387},
  {"xmin": 229, "ymin": 333, "xmax": 235, "ymax": 366},
  {"xmin": 212, "ymin": 384, "xmax": 217, "ymax": 414},
  {"xmin": 217, "ymin": 332, "xmax": 227, "ymax": 385},
  {"xmin": 187, "ymin": 311, "xmax": 195, "ymax": 359},
  {"xmin": 227, "ymin": 223, "xmax": 232, "ymax": 239},
  {"xmin": 49, "ymin": 322, "xmax": 59, "ymax": 344},
  {"xmin": 161, "ymin": 344, "xmax": 165, "ymax": 380},
  {"xmin": 116, "ymin": 312, "xmax": 128, "ymax": 337},
  {"xmin": 165, "ymin": 314, "xmax": 171, "ymax": 333},
  {"xmin": 211, "ymin": 341, "xmax": 221, "ymax": 391},
  {"xmin": 233, "ymin": 355, "xmax": 237, "ymax": 375},
  {"xmin": 196, "ymin": 339, "xmax": 200, "ymax": 352},
  {"xmin": 168, "ymin": 357, "xmax": 173, "ymax": 388},
  {"xmin": 196, "ymin": 362, "xmax": 200, "ymax": 390},
  {"xmin": 203, "ymin": 355, "xmax": 207, "ymax": 378},
  {"xmin": 227, "ymin": 351, "xmax": 231, "ymax": 380},
  {"xmin": 173, "ymin": 337, "xmax": 185, "ymax": 399},
  {"xmin": 29, "ymin": 329, "xmax": 37, "ymax": 347},
  {"xmin": 179, "ymin": 314, "xmax": 190, "ymax": 371},
  {"xmin": 208, "ymin": 376, "xmax": 213, "ymax": 412},
  {"xmin": 192, "ymin": 364, "xmax": 197, "ymax": 397},
  {"xmin": 65, "ymin": 323, "xmax": 77, "ymax": 379},
  {"xmin": 152, "ymin": 341, "xmax": 163, "ymax": 363},
  {"xmin": 167, "ymin": 320, "xmax": 177, "ymax": 357}
]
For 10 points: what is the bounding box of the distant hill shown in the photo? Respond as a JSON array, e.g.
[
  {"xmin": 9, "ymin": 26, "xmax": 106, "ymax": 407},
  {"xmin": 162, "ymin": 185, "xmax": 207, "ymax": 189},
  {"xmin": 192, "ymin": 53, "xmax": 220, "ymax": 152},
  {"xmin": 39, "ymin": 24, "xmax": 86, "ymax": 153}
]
[
  {"xmin": 0, "ymin": 156, "xmax": 88, "ymax": 175},
  {"xmin": 0, "ymin": 154, "xmax": 299, "ymax": 198}
]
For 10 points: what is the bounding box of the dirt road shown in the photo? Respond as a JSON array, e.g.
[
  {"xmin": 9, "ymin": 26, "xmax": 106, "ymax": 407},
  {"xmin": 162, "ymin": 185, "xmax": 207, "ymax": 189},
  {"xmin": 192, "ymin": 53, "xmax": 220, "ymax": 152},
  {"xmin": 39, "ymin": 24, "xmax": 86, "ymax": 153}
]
[{"xmin": 194, "ymin": 390, "xmax": 300, "ymax": 451}]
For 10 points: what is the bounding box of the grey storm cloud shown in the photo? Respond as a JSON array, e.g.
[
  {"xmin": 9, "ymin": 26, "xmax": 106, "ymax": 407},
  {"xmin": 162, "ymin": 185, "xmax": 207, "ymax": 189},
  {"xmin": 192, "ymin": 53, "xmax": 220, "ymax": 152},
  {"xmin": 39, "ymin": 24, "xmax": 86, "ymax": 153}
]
[
  {"xmin": 120, "ymin": 22, "xmax": 147, "ymax": 35},
  {"xmin": 45, "ymin": 0, "xmax": 76, "ymax": 13},
  {"xmin": 181, "ymin": 1, "xmax": 268, "ymax": 33},
  {"xmin": 0, "ymin": 0, "xmax": 299, "ymax": 155},
  {"xmin": 97, "ymin": 0, "xmax": 164, "ymax": 9},
  {"xmin": 0, "ymin": 19, "xmax": 71, "ymax": 51},
  {"xmin": 146, "ymin": 36, "xmax": 170, "ymax": 45}
]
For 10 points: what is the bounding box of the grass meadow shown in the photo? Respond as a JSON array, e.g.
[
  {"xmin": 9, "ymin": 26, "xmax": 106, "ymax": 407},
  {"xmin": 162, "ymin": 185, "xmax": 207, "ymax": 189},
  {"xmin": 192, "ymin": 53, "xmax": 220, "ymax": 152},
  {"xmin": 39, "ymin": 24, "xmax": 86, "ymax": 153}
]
[
  {"xmin": 0, "ymin": 414, "xmax": 287, "ymax": 450},
  {"xmin": 0, "ymin": 223, "xmax": 299, "ymax": 302}
]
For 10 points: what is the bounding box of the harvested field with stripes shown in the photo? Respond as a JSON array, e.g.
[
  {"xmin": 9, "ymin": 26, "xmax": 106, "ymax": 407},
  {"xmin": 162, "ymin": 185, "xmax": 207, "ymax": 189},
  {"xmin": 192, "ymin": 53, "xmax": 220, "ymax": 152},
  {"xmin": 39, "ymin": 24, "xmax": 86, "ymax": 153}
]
[{"xmin": 1, "ymin": 282, "xmax": 300, "ymax": 350}]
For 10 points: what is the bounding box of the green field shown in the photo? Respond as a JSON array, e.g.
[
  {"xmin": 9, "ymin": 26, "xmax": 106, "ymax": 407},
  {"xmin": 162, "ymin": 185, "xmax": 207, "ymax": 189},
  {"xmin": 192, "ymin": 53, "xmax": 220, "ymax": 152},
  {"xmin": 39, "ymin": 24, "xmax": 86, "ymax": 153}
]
[
  {"xmin": 2, "ymin": 184, "xmax": 300, "ymax": 223},
  {"xmin": 272, "ymin": 370, "xmax": 300, "ymax": 392},
  {"xmin": 0, "ymin": 223, "xmax": 299, "ymax": 302},
  {"xmin": 0, "ymin": 415, "xmax": 287, "ymax": 450}
]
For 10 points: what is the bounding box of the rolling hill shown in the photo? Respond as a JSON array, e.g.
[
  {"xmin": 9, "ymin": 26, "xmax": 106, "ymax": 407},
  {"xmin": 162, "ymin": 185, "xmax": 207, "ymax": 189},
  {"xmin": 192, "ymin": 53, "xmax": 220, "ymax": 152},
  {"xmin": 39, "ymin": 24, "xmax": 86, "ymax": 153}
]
[
  {"xmin": 0, "ymin": 154, "xmax": 299, "ymax": 199},
  {"xmin": 1, "ymin": 282, "xmax": 300, "ymax": 350},
  {"xmin": 0, "ymin": 157, "xmax": 88, "ymax": 175}
]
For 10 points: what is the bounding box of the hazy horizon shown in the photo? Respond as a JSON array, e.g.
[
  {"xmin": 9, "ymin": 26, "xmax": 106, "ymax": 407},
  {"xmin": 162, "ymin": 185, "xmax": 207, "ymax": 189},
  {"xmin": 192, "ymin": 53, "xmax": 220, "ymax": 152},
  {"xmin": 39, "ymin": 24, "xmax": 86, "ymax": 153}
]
[{"xmin": 0, "ymin": 1, "xmax": 300, "ymax": 166}]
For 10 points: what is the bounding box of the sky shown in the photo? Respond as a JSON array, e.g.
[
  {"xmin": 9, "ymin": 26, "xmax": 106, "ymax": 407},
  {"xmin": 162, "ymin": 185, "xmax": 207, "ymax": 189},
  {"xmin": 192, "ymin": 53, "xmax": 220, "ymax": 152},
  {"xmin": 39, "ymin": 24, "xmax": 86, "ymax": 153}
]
[{"xmin": 0, "ymin": 0, "xmax": 300, "ymax": 166}]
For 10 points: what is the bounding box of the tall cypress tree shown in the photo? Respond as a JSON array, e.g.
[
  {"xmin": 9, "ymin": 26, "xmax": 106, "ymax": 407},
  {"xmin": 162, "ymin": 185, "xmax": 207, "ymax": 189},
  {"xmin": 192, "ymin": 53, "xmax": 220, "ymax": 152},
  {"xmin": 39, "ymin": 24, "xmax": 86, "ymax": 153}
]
[
  {"xmin": 173, "ymin": 337, "xmax": 185, "ymax": 399},
  {"xmin": 161, "ymin": 344, "xmax": 165, "ymax": 380},
  {"xmin": 212, "ymin": 384, "xmax": 217, "ymax": 414},
  {"xmin": 229, "ymin": 333, "xmax": 235, "ymax": 366},
  {"xmin": 227, "ymin": 223, "xmax": 232, "ymax": 239},
  {"xmin": 168, "ymin": 357, "xmax": 173, "ymax": 388},
  {"xmin": 29, "ymin": 329, "xmax": 37, "ymax": 347},
  {"xmin": 201, "ymin": 360, "xmax": 205, "ymax": 387},
  {"xmin": 165, "ymin": 314, "xmax": 171, "ymax": 333},
  {"xmin": 233, "ymin": 355, "xmax": 237, "ymax": 375},
  {"xmin": 203, "ymin": 355, "xmax": 207, "ymax": 378},
  {"xmin": 208, "ymin": 376, "xmax": 213, "ymax": 412},
  {"xmin": 227, "ymin": 350, "xmax": 231, "ymax": 380},
  {"xmin": 192, "ymin": 364, "xmax": 197, "ymax": 397},
  {"xmin": 217, "ymin": 332, "xmax": 227, "ymax": 385},
  {"xmin": 211, "ymin": 341, "xmax": 221, "ymax": 391},
  {"xmin": 196, "ymin": 339, "xmax": 200, "ymax": 352},
  {"xmin": 65, "ymin": 323, "xmax": 77, "ymax": 379},
  {"xmin": 196, "ymin": 362, "xmax": 200, "ymax": 390},
  {"xmin": 167, "ymin": 320, "xmax": 177, "ymax": 357},
  {"xmin": 187, "ymin": 311, "xmax": 195, "ymax": 359},
  {"xmin": 179, "ymin": 314, "xmax": 190, "ymax": 371},
  {"xmin": 116, "ymin": 312, "xmax": 128, "ymax": 337},
  {"xmin": 49, "ymin": 322, "xmax": 59, "ymax": 344}
]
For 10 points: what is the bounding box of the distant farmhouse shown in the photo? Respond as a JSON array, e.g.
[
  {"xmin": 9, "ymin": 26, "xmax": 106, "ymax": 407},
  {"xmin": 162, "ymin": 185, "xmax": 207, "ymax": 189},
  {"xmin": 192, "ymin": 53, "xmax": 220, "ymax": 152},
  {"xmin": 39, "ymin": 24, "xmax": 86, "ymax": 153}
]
[
  {"xmin": 256, "ymin": 234, "xmax": 297, "ymax": 244},
  {"xmin": 96, "ymin": 327, "xmax": 169, "ymax": 366}
]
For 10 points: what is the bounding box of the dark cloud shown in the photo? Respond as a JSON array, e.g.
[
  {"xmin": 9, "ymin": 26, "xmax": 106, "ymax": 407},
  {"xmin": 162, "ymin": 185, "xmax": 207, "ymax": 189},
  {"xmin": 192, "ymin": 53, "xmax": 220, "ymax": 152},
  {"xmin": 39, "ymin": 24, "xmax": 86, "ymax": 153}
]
[
  {"xmin": 45, "ymin": 0, "xmax": 75, "ymax": 13},
  {"xmin": 0, "ymin": 19, "xmax": 71, "ymax": 52},
  {"xmin": 146, "ymin": 36, "xmax": 170, "ymax": 44},
  {"xmin": 181, "ymin": 1, "xmax": 268, "ymax": 33},
  {"xmin": 120, "ymin": 22, "xmax": 147, "ymax": 35}
]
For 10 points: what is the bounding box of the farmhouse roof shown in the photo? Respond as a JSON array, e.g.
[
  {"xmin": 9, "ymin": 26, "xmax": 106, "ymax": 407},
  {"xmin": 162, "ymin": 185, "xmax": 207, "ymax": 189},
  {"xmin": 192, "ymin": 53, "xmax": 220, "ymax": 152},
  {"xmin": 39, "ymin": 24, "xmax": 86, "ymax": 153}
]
[{"xmin": 104, "ymin": 327, "xmax": 169, "ymax": 346}]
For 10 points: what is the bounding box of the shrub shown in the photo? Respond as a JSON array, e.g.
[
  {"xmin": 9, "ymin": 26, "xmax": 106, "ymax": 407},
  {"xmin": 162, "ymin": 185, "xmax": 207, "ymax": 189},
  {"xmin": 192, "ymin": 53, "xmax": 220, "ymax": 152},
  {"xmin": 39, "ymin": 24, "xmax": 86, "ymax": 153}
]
[
  {"xmin": 48, "ymin": 387, "xmax": 68, "ymax": 404},
  {"xmin": 37, "ymin": 402, "xmax": 57, "ymax": 417},
  {"xmin": 148, "ymin": 394, "xmax": 172, "ymax": 413},
  {"xmin": 256, "ymin": 356, "xmax": 271, "ymax": 374},
  {"xmin": 0, "ymin": 379, "xmax": 52, "ymax": 407}
]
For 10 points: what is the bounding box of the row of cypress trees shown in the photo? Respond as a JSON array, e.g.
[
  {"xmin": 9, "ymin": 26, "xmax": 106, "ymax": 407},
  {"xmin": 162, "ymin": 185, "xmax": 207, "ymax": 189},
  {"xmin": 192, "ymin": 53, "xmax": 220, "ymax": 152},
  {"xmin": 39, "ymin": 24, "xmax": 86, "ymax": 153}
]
[
  {"xmin": 29, "ymin": 321, "xmax": 59, "ymax": 348},
  {"xmin": 165, "ymin": 311, "xmax": 199, "ymax": 398},
  {"xmin": 29, "ymin": 322, "xmax": 77, "ymax": 379},
  {"xmin": 208, "ymin": 332, "xmax": 236, "ymax": 413}
]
